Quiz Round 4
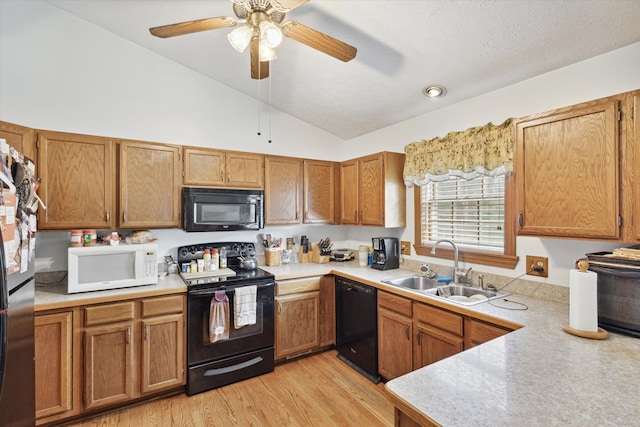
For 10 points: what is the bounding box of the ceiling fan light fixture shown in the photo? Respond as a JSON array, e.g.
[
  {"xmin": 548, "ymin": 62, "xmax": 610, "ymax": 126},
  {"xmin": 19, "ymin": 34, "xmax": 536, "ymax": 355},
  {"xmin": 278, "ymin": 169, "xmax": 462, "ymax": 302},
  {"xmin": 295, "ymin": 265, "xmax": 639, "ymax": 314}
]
[
  {"xmin": 259, "ymin": 41, "xmax": 278, "ymax": 61},
  {"xmin": 422, "ymin": 85, "xmax": 447, "ymax": 99},
  {"xmin": 228, "ymin": 25, "xmax": 254, "ymax": 53},
  {"xmin": 259, "ymin": 20, "xmax": 283, "ymax": 48}
]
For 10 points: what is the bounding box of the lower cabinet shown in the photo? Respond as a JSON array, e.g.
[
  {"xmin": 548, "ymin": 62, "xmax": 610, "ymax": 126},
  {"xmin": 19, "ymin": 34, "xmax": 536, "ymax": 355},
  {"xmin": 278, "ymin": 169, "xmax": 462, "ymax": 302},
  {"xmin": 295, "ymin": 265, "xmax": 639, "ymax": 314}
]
[
  {"xmin": 377, "ymin": 291, "xmax": 413, "ymax": 380},
  {"xmin": 274, "ymin": 276, "xmax": 338, "ymax": 361},
  {"xmin": 34, "ymin": 311, "xmax": 75, "ymax": 422},
  {"xmin": 377, "ymin": 290, "xmax": 516, "ymax": 381},
  {"xmin": 35, "ymin": 294, "xmax": 186, "ymax": 425}
]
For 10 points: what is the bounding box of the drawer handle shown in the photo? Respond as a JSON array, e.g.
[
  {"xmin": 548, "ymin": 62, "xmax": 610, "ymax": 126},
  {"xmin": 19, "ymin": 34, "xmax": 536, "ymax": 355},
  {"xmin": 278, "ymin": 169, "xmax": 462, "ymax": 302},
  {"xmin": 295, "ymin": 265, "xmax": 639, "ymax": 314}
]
[{"xmin": 405, "ymin": 326, "xmax": 410, "ymax": 340}]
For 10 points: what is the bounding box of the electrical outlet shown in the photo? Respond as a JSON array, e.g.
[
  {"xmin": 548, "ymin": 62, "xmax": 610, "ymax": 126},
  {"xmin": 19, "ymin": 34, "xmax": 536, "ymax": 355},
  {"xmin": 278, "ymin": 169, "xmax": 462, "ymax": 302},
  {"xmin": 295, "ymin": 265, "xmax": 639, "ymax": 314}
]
[
  {"xmin": 400, "ymin": 241, "xmax": 411, "ymax": 255},
  {"xmin": 526, "ymin": 255, "xmax": 548, "ymax": 278}
]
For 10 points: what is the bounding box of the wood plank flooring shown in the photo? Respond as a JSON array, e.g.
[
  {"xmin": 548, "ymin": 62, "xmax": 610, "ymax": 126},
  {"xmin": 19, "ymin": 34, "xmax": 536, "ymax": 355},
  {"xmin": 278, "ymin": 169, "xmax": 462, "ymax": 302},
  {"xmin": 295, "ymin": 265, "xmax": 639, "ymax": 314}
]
[{"xmin": 66, "ymin": 350, "xmax": 394, "ymax": 427}]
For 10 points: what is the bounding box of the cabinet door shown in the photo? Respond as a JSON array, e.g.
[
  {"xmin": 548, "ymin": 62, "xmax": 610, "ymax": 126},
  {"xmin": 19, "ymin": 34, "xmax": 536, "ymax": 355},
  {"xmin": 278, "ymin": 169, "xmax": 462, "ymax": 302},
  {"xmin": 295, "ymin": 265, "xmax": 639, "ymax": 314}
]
[
  {"xmin": 303, "ymin": 160, "xmax": 336, "ymax": 224},
  {"xmin": 141, "ymin": 313, "xmax": 185, "ymax": 394},
  {"xmin": 183, "ymin": 147, "xmax": 225, "ymax": 187},
  {"xmin": 378, "ymin": 308, "xmax": 412, "ymax": 380},
  {"xmin": 264, "ymin": 156, "xmax": 302, "ymax": 225},
  {"xmin": 515, "ymin": 98, "xmax": 620, "ymax": 238},
  {"xmin": 358, "ymin": 153, "xmax": 385, "ymax": 226},
  {"xmin": 413, "ymin": 323, "xmax": 463, "ymax": 370},
  {"xmin": 37, "ymin": 131, "xmax": 114, "ymax": 229},
  {"xmin": 119, "ymin": 141, "xmax": 181, "ymax": 228},
  {"xmin": 464, "ymin": 318, "xmax": 510, "ymax": 349},
  {"xmin": 83, "ymin": 322, "xmax": 134, "ymax": 410},
  {"xmin": 339, "ymin": 160, "xmax": 359, "ymax": 224},
  {"xmin": 0, "ymin": 120, "xmax": 36, "ymax": 161},
  {"xmin": 632, "ymin": 91, "xmax": 640, "ymax": 240},
  {"xmin": 319, "ymin": 276, "xmax": 335, "ymax": 347},
  {"xmin": 275, "ymin": 291, "xmax": 320, "ymax": 359},
  {"xmin": 35, "ymin": 312, "xmax": 74, "ymax": 420},
  {"xmin": 226, "ymin": 151, "xmax": 264, "ymax": 189}
]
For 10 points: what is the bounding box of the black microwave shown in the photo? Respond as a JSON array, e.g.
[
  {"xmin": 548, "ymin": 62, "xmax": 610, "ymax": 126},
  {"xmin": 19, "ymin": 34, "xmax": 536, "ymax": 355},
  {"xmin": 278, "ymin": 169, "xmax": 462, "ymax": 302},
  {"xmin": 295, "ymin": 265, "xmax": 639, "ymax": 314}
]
[{"xmin": 182, "ymin": 187, "xmax": 264, "ymax": 232}]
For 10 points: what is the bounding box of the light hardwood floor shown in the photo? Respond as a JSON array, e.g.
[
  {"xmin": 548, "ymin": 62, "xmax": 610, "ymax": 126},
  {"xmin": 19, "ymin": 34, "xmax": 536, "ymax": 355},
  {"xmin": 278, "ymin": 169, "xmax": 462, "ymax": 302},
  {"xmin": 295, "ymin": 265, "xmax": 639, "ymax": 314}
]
[{"xmin": 66, "ymin": 350, "xmax": 394, "ymax": 426}]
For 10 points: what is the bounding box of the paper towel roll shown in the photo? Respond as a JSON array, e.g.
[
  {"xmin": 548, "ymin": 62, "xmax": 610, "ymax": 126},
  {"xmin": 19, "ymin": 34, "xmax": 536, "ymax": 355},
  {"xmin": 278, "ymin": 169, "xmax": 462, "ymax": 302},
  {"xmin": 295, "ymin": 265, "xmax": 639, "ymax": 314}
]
[{"xmin": 569, "ymin": 269, "xmax": 598, "ymax": 332}]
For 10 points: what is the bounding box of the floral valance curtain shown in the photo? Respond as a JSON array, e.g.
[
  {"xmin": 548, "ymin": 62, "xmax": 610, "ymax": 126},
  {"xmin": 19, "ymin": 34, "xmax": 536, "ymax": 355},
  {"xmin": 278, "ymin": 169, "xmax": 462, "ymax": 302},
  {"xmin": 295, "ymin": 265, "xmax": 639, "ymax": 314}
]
[{"xmin": 403, "ymin": 118, "xmax": 514, "ymax": 186}]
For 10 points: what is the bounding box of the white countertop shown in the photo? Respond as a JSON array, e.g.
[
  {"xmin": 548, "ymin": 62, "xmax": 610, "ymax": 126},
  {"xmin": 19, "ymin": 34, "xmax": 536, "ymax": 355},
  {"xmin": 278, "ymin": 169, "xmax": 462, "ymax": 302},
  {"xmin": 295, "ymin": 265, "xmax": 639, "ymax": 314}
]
[{"xmin": 263, "ymin": 260, "xmax": 640, "ymax": 426}]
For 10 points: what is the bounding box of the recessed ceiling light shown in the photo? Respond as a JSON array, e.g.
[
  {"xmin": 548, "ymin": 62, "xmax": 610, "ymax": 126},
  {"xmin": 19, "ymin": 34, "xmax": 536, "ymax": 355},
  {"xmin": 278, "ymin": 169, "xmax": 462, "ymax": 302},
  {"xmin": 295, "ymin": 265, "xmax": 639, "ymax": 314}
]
[{"xmin": 422, "ymin": 85, "xmax": 447, "ymax": 99}]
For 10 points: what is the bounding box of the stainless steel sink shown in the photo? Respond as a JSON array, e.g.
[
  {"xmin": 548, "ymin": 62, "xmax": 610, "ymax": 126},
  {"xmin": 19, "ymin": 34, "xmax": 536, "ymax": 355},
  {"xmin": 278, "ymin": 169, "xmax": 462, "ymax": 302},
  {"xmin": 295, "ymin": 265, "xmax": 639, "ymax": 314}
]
[{"xmin": 381, "ymin": 276, "xmax": 509, "ymax": 305}]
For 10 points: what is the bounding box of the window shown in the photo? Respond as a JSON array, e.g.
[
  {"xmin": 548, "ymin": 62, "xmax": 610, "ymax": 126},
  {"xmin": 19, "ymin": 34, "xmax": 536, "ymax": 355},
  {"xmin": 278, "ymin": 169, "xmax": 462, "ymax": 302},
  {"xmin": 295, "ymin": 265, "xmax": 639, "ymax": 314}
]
[
  {"xmin": 414, "ymin": 173, "xmax": 517, "ymax": 269},
  {"xmin": 422, "ymin": 175, "xmax": 504, "ymax": 249}
]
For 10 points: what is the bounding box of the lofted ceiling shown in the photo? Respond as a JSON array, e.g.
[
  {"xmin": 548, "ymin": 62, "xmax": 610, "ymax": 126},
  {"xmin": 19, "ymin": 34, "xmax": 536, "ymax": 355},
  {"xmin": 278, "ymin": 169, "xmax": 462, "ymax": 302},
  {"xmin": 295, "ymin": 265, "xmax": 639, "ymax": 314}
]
[{"xmin": 46, "ymin": 0, "xmax": 640, "ymax": 140}]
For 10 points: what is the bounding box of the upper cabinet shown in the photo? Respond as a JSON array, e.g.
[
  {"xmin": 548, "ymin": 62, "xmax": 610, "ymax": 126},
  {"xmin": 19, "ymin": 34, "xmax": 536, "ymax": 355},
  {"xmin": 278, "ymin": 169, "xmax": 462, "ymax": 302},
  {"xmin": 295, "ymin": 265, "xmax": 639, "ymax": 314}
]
[
  {"xmin": 119, "ymin": 140, "xmax": 181, "ymax": 229},
  {"xmin": 37, "ymin": 130, "xmax": 181, "ymax": 230},
  {"xmin": 264, "ymin": 156, "xmax": 303, "ymax": 225},
  {"xmin": 340, "ymin": 152, "xmax": 406, "ymax": 227},
  {"xmin": 632, "ymin": 90, "xmax": 640, "ymax": 241},
  {"xmin": 515, "ymin": 94, "xmax": 623, "ymax": 240},
  {"xmin": 0, "ymin": 120, "xmax": 36, "ymax": 161},
  {"xmin": 37, "ymin": 130, "xmax": 115, "ymax": 230},
  {"xmin": 303, "ymin": 160, "xmax": 337, "ymax": 224},
  {"xmin": 183, "ymin": 146, "xmax": 264, "ymax": 189}
]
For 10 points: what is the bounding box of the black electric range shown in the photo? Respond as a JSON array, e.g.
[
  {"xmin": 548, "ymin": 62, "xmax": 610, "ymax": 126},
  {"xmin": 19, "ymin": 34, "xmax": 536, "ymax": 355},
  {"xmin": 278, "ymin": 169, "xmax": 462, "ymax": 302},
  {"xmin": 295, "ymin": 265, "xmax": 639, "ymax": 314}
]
[{"xmin": 177, "ymin": 241, "xmax": 274, "ymax": 289}]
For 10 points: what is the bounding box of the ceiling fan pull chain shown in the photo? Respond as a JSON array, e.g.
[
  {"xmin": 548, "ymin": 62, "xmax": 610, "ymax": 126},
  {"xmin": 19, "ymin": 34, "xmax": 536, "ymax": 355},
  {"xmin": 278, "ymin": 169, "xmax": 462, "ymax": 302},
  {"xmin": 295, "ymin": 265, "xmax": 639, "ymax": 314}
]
[
  {"xmin": 268, "ymin": 68, "xmax": 273, "ymax": 143},
  {"xmin": 257, "ymin": 59, "xmax": 262, "ymax": 136}
]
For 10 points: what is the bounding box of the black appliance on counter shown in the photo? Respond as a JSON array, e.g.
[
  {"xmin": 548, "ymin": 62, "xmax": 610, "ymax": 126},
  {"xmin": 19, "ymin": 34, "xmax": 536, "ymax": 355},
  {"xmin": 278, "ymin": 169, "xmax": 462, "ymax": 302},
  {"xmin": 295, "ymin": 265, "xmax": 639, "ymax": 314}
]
[
  {"xmin": 371, "ymin": 237, "xmax": 399, "ymax": 270},
  {"xmin": 335, "ymin": 277, "xmax": 380, "ymax": 383},
  {"xmin": 586, "ymin": 250, "xmax": 640, "ymax": 337},
  {"xmin": 178, "ymin": 242, "xmax": 275, "ymax": 395},
  {"xmin": 182, "ymin": 187, "xmax": 264, "ymax": 232}
]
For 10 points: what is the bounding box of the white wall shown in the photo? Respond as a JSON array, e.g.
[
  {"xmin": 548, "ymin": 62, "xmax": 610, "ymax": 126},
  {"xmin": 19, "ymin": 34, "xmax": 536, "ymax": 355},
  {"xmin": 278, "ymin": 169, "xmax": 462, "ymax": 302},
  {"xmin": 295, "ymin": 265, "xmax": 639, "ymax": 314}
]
[{"xmin": 2, "ymin": 0, "xmax": 639, "ymax": 286}]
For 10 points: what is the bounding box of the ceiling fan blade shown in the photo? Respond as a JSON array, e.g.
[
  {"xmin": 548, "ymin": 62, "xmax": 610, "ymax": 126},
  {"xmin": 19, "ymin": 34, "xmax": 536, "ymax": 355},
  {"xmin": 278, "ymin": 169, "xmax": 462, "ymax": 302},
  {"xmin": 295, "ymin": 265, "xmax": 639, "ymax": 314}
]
[
  {"xmin": 250, "ymin": 38, "xmax": 270, "ymax": 80},
  {"xmin": 281, "ymin": 21, "xmax": 357, "ymax": 62},
  {"xmin": 270, "ymin": 0, "xmax": 309, "ymax": 12},
  {"xmin": 149, "ymin": 16, "xmax": 237, "ymax": 38}
]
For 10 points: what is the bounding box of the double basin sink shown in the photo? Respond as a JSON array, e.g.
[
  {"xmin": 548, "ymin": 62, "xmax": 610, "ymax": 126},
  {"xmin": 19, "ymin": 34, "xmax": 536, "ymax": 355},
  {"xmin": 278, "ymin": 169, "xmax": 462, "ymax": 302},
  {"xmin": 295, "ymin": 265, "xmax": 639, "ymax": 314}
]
[{"xmin": 381, "ymin": 276, "xmax": 509, "ymax": 306}]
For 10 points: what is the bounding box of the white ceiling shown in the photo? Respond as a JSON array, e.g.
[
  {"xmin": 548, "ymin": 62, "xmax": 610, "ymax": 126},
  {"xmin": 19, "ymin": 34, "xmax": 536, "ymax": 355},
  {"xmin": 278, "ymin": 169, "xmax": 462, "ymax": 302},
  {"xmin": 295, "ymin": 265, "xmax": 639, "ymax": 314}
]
[{"xmin": 46, "ymin": 0, "xmax": 640, "ymax": 140}]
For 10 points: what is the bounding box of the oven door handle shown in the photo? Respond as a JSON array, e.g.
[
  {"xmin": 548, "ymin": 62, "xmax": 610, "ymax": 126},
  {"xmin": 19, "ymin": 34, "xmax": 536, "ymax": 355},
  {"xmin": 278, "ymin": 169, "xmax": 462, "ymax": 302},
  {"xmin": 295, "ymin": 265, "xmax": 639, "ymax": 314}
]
[{"xmin": 189, "ymin": 282, "xmax": 274, "ymax": 296}]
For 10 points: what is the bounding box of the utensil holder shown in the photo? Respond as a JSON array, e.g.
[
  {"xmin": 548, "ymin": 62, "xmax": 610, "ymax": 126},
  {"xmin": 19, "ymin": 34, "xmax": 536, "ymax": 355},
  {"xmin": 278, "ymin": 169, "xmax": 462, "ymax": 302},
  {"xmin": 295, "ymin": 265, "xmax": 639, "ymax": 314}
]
[{"xmin": 264, "ymin": 248, "xmax": 281, "ymax": 266}]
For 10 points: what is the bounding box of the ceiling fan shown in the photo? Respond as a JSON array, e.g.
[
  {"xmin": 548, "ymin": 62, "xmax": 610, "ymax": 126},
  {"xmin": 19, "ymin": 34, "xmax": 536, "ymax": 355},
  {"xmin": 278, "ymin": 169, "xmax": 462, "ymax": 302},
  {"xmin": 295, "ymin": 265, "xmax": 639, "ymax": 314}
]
[{"xmin": 149, "ymin": 0, "xmax": 357, "ymax": 80}]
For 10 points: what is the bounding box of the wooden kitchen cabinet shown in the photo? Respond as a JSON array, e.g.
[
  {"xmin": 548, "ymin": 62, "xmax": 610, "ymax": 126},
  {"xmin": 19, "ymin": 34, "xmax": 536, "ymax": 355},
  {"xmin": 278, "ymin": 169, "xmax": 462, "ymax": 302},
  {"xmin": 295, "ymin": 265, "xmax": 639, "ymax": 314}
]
[
  {"xmin": 319, "ymin": 275, "xmax": 336, "ymax": 347},
  {"xmin": 412, "ymin": 302, "xmax": 463, "ymax": 369},
  {"xmin": 0, "ymin": 120, "xmax": 36, "ymax": 161},
  {"xmin": 119, "ymin": 140, "xmax": 181, "ymax": 228},
  {"xmin": 631, "ymin": 90, "xmax": 640, "ymax": 241},
  {"xmin": 515, "ymin": 95, "xmax": 621, "ymax": 239},
  {"xmin": 83, "ymin": 302, "xmax": 136, "ymax": 410},
  {"xmin": 303, "ymin": 159, "xmax": 337, "ymax": 224},
  {"xmin": 140, "ymin": 295, "xmax": 185, "ymax": 394},
  {"xmin": 464, "ymin": 317, "xmax": 511, "ymax": 348},
  {"xmin": 275, "ymin": 277, "xmax": 321, "ymax": 360},
  {"xmin": 37, "ymin": 130, "xmax": 115, "ymax": 229},
  {"xmin": 377, "ymin": 291, "xmax": 413, "ymax": 380},
  {"xmin": 265, "ymin": 155, "xmax": 303, "ymax": 225},
  {"xmin": 183, "ymin": 146, "xmax": 264, "ymax": 189},
  {"xmin": 35, "ymin": 310, "xmax": 75, "ymax": 422},
  {"xmin": 340, "ymin": 152, "xmax": 406, "ymax": 227}
]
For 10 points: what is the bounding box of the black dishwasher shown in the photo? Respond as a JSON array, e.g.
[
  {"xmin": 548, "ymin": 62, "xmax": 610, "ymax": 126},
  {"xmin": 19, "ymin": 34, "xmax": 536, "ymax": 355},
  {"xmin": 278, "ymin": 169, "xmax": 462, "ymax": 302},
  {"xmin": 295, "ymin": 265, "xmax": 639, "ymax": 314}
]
[{"xmin": 335, "ymin": 277, "xmax": 380, "ymax": 383}]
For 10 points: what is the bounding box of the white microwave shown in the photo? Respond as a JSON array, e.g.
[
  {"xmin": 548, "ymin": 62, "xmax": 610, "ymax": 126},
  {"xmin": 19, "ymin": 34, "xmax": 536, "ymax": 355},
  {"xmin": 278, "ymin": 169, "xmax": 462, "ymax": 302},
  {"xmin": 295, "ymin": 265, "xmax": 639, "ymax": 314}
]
[{"xmin": 67, "ymin": 243, "xmax": 159, "ymax": 294}]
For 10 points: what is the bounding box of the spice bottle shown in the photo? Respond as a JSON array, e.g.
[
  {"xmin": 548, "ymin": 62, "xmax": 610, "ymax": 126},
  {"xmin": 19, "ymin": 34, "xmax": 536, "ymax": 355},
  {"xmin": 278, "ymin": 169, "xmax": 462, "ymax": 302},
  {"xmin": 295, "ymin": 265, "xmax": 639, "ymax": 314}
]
[
  {"xmin": 211, "ymin": 248, "xmax": 219, "ymax": 270},
  {"xmin": 203, "ymin": 249, "xmax": 211, "ymax": 271},
  {"xmin": 219, "ymin": 247, "xmax": 227, "ymax": 268}
]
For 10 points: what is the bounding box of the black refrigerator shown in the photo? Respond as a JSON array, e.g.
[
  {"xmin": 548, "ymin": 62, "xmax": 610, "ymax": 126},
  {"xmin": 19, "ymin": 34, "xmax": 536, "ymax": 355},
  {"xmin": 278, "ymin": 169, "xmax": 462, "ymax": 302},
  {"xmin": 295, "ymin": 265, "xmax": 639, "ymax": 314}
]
[{"xmin": 0, "ymin": 142, "xmax": 38, "ymax": 426}]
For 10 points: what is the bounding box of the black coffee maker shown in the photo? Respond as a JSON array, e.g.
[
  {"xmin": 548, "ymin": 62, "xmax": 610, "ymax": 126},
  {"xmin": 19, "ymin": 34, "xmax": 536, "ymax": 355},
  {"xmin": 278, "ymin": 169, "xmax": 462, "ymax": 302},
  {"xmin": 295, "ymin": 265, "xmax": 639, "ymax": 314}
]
[{"xmin": 371, "ymin": 237, "xmax": 399, "ymax": 270}]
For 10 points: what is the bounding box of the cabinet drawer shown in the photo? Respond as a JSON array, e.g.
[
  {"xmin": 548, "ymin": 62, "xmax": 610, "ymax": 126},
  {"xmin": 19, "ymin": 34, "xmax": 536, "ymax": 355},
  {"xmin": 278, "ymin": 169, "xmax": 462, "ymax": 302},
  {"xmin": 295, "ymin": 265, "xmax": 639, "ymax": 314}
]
[
  {"xmin": 413, "ymin": 303, "xmax": 463, "ymax": 336},
  {"xmin": 276, "ymin": 277, "xmax": 321, "ymax": 296},
  {"xmin": 84, "ymin": 301, "xmax": 135, "ymax": 326},
  {"xmin": 141, "ymin": 295, "xmax": 184, "ymax": 317},
  {"xmin": 378, "ymin": 291, "xmax": 412, "ymax": 317}
]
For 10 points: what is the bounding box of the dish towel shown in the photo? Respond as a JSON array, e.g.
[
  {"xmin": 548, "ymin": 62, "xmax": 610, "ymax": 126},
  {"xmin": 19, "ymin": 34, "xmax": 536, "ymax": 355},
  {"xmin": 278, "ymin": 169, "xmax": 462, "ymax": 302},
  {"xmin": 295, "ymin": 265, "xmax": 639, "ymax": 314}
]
[
  {"xmin": 234, "ymin": 285, "xmax": 257, "ymax": 328},
  {"xmin": 209, "ymin": 291, "xmax": 229, "ymax": 343}
]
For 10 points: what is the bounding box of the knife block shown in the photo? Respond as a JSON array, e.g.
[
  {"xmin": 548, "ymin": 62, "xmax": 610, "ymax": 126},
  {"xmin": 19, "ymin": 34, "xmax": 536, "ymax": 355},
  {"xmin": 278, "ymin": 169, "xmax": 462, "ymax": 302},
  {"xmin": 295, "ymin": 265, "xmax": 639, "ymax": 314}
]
[
  {"xmin": 312, "ymin": 245, "xmax": 330, "ymax": 264},
  {"xmin": 298, "ymin": 243, "xmax": 311, "ymax": 263}
]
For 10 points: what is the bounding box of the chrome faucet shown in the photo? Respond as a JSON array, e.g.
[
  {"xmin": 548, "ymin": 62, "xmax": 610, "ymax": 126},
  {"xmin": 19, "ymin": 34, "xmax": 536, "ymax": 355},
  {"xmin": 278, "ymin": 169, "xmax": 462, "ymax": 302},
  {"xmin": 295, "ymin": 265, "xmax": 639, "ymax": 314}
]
[{"xmin": 430, "ymin": 239, "xmax": 471, "ymax": 284}]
